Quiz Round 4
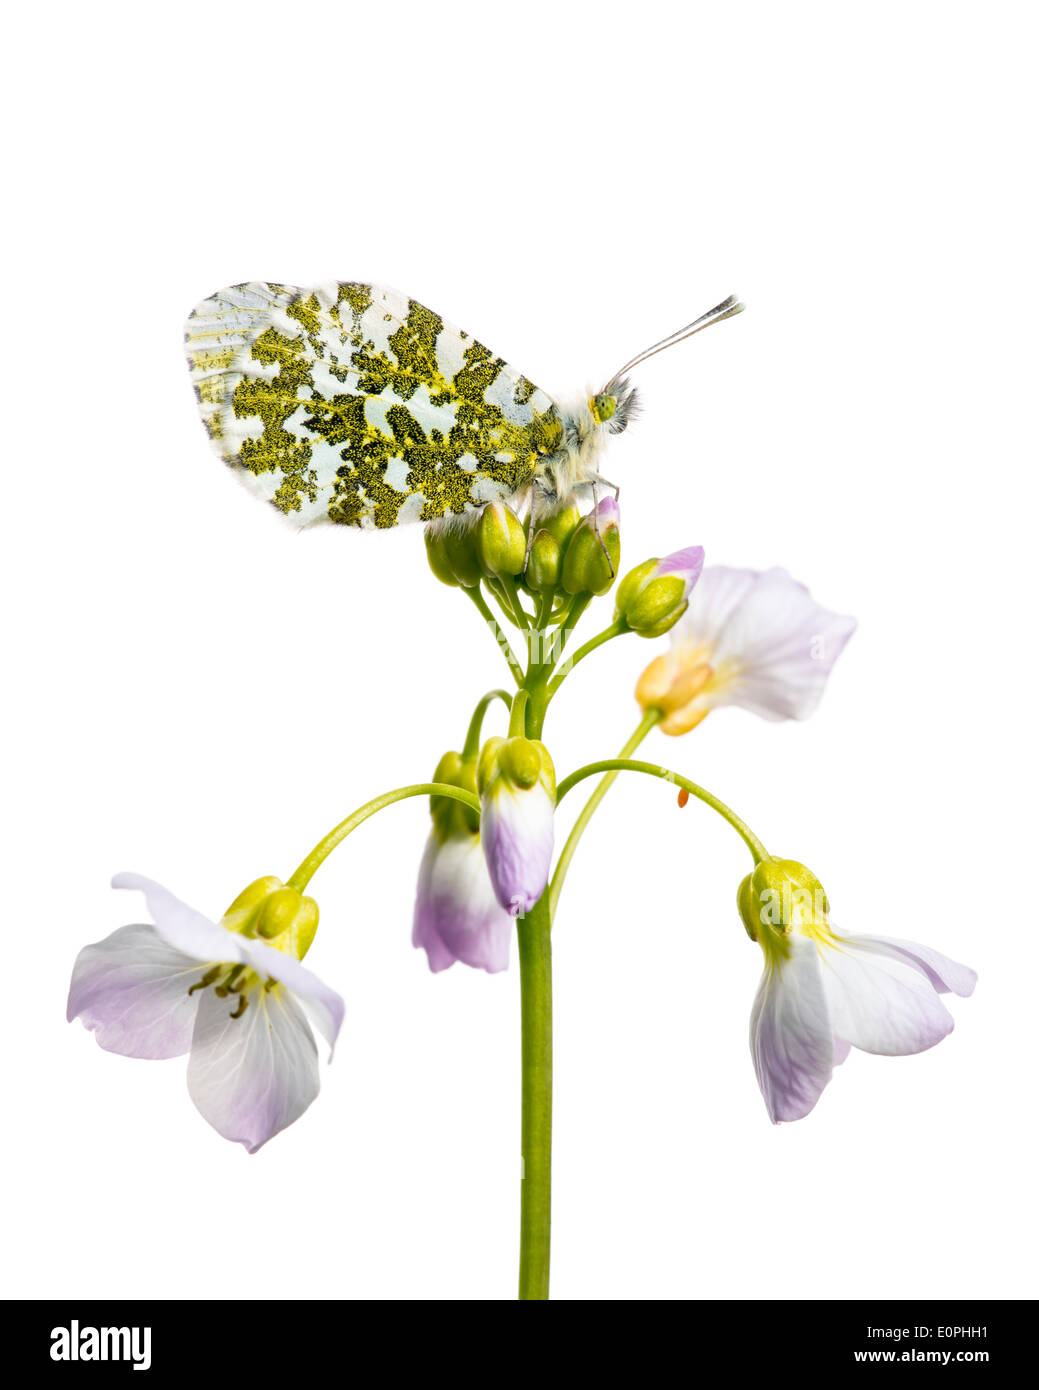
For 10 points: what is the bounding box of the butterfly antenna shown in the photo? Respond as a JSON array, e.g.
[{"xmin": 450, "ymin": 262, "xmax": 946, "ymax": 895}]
[{"xmin": 601, "ymin": 293, "xmax": 744, "ymax": 394}]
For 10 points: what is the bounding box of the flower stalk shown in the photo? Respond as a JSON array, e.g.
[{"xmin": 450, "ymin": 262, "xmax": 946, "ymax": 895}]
[
  {"xmin": 287, "ymin": 783, "xmax": 482, "ymax": 894},
  {"xmin": 517, "ymin": 891, "xmax": 553, "ymax": 1301}
]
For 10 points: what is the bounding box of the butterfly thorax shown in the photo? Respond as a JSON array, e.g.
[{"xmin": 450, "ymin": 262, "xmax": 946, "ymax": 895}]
[{"xmin": 537, "ymin": 381, "xmax": 637, "ymax": 509}]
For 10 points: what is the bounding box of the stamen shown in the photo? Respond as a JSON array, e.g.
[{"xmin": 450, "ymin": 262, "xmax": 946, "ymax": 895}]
[
  {"xmin": 214, "ymin": 964, "xmax": 245, "ymax": 998},
  {"xmin": 229, "ymin": 994, "xmax": 249, "ymax": 1020},
  {"xmin": 188, "ymin": 965, "xmax": 221, "ymax": 997}
]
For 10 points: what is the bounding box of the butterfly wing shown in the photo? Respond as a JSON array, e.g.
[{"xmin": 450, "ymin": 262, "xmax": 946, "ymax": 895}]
[{"xmin": 184, "ymin": 281, "xmax": 557, "ymax": 528}]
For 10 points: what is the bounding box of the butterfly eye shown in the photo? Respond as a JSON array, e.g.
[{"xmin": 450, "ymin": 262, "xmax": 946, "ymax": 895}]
[{"xmin": 590, "ymin": 393, "xmax": 617, "ymax": 423}]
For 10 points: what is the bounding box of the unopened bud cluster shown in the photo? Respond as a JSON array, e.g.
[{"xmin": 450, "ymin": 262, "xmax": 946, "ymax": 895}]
[{"xmin": 425, "ymin": 497, "xmax": 622, "ymax": 601}]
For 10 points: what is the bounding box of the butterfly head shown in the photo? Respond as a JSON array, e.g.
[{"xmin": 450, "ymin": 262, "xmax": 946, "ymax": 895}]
[{"xmin": 589, "ymin": 378, "xmax": 639, "ymax": 435}]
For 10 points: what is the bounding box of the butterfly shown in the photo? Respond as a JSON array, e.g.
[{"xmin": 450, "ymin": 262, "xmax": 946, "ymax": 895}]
[{"xmin": 184, "ymin": 281, "xmax": 743, "ymax": 532}]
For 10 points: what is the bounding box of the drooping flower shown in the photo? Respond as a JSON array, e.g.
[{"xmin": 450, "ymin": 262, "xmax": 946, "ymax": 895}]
[
  {"xmin": 636, "ymin": 565, "xmax": 856, "ymax": 734},
  {"xmin": 67, "ymin": 873, "xmax": 344, "ymax": 1152},
  {"xmin": 737, "ymin": 858, "xmax": 976, "ymax": 1122},
  {"xmin": 413, "ymin": 750, "xmax": 513, "ymax": 972},
  {"xmin": 614, "ymin": 545, "xmax": 705, "ymax": 637},
  {"xmin": 478, "ymin": 736, "xmax": 556, "ymax": 916}
]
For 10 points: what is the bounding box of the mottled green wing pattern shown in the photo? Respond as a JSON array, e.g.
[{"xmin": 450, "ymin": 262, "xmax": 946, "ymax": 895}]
[{"xmin": 184, "ymin": 281, "xmax": 557, "ymax": 528}]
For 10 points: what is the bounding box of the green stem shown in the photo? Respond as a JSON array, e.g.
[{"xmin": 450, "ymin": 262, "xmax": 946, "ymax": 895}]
[
  {"xmin": 518, "ymin": 891, "xmax": 552, "ymax": 1300},
  {"xmin": 508, "ymin": 689, "xmax": 530, "ymax": 738},
  {"xmin": 498, "ymin": 575, "xmax": 532, "ymax": 630},
  {"xmin": 463, "ymin": 689, "xmax": 512, "ymax": 758},
  {"xmin": 546, "ymin": 620, "xmax": 626, "ymax": 697},
  {"xmin": 554, "ymin": 758, "xmax": 770, "ymax": 868},
  {"xmin": 549, "ymin": 710, "xmax": 660, "ymax": 915},
  {"xmin": 534, "ymin": 589, "xmax": 554, "ymax": 632},
  {"xmin": 463, "ymin": 587, "xmax": 524, "ymax": 685},
  {"xmin": 286, "ymin": 783, "xmax": 481, "ymax": 893}
]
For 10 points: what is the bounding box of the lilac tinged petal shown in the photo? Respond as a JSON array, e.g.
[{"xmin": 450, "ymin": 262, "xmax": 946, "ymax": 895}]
[
  {"xmin": 595, "ymin": 495, "xmax": 620, "ymax": 525},
  {"xmin": 412, "ymin": 837, "xmax": 459, "ymax": 973},
  {"xmin": 481, "ymin": 783, "xmax": 554, "ymax": 917},
  {"xmin": 707, "ymin": 568, "xmax": 855, "ymax": 720},
  {"xmin": 671, "ymin": 567, "xmax": 855, "ymax": 721},
  {"xmin": 112, "ymin": 872, "xmax": 344, "ymax": 1058},
  {"xmin": 67, "ymin": 924, "xmax": 203, "ymax": 1059},
  {"xmin": 413, "ymin": 833, "xmax": 512, "ymax": 973},
  {"xmin": 111, "ymin": 873, "xmax": 247, "ymax": 966},
  {"xmin": 237, "ymin": 935, "xmax": 344, "ymax": 1060},
  {"xmin": 846, "ymin": 934, "xmax": 977, "ymax": 998},
  {"xmin": 832, "ymin": 1035, "xmax": 852, "ymax": 1066},
  {"xmin": 655, "ymin": 545, "xmax": 705, "ymax": 592},
  {"xmin": 818, "ymin": 938, "xmax": 955, "ymax": 1055},
  {"xmin": 187, "ymin": 984, "xmax": 319, "ymax": 1153},
  {"xmin": 750, "ymin": 936, "xmax": 834, "ymax": 1123}
]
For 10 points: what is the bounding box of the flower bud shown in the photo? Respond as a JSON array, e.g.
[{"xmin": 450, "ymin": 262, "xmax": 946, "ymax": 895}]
[
  {"xmin": 615, "ymin": 546, "xmax": 705, "ymax": 637},
  {"xmin": 524, "ymin": 529, "xmax": 562, "ymax": 592},
  {"xmin": 737, "ymin": 858, "xmax": 829, "ymax": 957},
  {"xmin": 424, "ymin": 522, "xmax": 483, "ymax": 588},
  {"xmin": 542, "ymin": 503, "xmax": 581, "ymax": 551},
  {"xmin": 561, "ymin": 497, "xmax": 621, "ymax": 596},
  {"xmin": 478, "ymin": 736, "xmax": 556, "ymax": 916},
  {"xmin": 477, "ymin": 502, "xmax": 527, "ymax": 578},
  {"xmin": 414, "ymin": 749, "xmax": 511, "ymax": 973}
]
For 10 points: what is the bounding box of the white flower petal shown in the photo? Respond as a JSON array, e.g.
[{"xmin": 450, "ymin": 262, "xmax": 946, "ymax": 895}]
[
  {"xmin": 818, "ymin": 937, "xmax": 956, "ymax": 1055},
  {"xmin": 673, "ymin": 566, "xmax": 758, "ymax": 651},
  {"xmin": 750, "ymin": 935, "xmax": 834, "ymax": 1122},
  {"xmin": 186, "ymin": 983, "xmax": 319, "ymax": 1153},
  {"xmin": 112, "ymin": 873, "xmax": 247, "ymax": 966},
  {"xmin": 846, "ymin": 934, "xmax": 976, "ymax": 998},
  {"xmin": 412, "ymin": 836, "xmax": 459, "ymax": 973},
  {"xmin": 238, "ymin": 936, "xmax": 345, "ymax": 1059},
  {"xmin": 414, "ymin": 833, "xmax": 512, "ymax": 973},
  {"xmin": 712, "ymin": 568, "xmax": 856, "ymax": 720},
  {"xmin": 673, "ymin": 567, "xmax": 855, "ymax": 722},
  {"xmin": 67, "ymin": 924, "xmax": 204, "ymax": 1059}
]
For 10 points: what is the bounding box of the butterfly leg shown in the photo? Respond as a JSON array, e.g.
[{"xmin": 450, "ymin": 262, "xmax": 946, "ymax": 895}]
[
  {"xmin": 590, "ymin": 478, "xmax": 616, "ymax": 578},
  {"xmin": 522, "ymin": 480, "xmax": 544, "ymax": 579}
]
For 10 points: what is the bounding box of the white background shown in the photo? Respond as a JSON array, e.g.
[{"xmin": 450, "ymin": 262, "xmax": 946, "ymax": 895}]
[{"xmin": 4, "ymin": 0, "xmax": 1035, "ymax": 1301}]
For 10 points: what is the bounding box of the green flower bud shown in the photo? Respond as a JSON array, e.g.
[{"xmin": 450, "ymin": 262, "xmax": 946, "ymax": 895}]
[
  {"xmin": 477, "ymin": 503, "xmax": 527, "ymax": 578},
  {"xmin": 424, "ymin": 528, "xmax": 462, "ymax": 587},
  {"xmin": 424, "ymin": 523, "xmax": 483, "ymax": 588},
  {"xmin": 542, "ymin": 503, "xmax": 581, "ymax": 551},
  {"xmin": 737, "ymin": 858, "xmax": 830, "ymax": 960},
  {"xmin": 561, "ymin": 499, "xmax": 621, "ymax": 597},
  {"xmin": 614, "ymin": 546, "xmax": 704, "ymax": 637},
  {"xmin": 525, "ymin": 529, "xmax": 562, "ymax": 592}
]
